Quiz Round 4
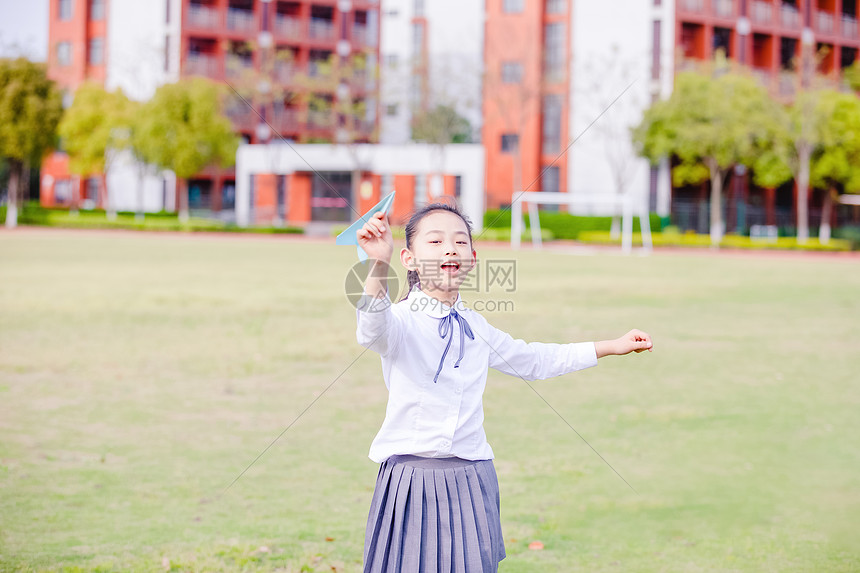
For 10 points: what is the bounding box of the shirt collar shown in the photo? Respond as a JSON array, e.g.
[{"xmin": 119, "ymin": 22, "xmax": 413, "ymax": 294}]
[{"xmin": 406, "ymin": 284, "xmax": 467, "ymax": 318}]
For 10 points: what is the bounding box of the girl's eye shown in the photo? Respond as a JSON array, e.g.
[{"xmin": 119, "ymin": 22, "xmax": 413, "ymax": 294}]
[
  {"xmin": 457, "ymin": 241, "xmax": 467, "ymax": 245},
  {"xmin": 429, "ymin": 240, "xmax": 441, "ymax": 244}
]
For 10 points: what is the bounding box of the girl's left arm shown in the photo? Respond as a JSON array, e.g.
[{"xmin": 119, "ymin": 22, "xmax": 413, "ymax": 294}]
[{"xmin": 594, "ymin": 329, "xmax": 653, "ymax": 358}]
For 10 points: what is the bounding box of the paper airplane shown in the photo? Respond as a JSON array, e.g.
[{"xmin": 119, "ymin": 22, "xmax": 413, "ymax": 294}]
[{"xmin": 336, "ymin": 190, "xmax": 396, "ymax": 262}]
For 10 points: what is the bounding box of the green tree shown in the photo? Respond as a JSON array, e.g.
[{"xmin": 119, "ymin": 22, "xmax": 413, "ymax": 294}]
[
  {"xmin": 411, "ymin": 104, "xmax": 472, "ymax": 145},
  {"xmin": 57, "ymin": 82, "xmax": 135, "ymax": 219},
  {"xmin": 633, "ymin": 64, "xmax": 776, "ymax": 246},
  {"xmin": 133, "ymin": 77, "xmax": 239, "ymax": 222},
  {"xmin": 0, "ymin": 57, "xmax": 63, "ymax": 228},
  {"xmin": 752, "ymin": 89, "xmax": 860, "ymax": 243}
]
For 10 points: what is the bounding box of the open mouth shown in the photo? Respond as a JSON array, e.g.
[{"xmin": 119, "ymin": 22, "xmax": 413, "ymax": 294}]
[{"xmin": 440, "ymin": 261, "xmax": 460, "ymax": 273}]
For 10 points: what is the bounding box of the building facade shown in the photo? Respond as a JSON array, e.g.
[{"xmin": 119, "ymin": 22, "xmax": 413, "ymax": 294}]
[{"xmin": 41, "ymin": 0, "xmax": 381, "ymax": 220}]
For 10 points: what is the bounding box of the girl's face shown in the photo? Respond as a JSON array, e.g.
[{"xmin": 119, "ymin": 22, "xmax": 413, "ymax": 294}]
[{"xmin": 401, "ymin": 210, "xmax": 477, "ymax": 295}]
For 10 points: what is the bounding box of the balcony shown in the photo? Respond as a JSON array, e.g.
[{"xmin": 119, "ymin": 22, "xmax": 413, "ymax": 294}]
[
  {"xmin": 225, "ymin": 54, "xmax": 253, "ymax": 77},
  {"xmin": 309, "ymin": 19, "xmax": 335, "ymax": 41},
  {"xmin": 270, "ymin": 106, "xmax": 299, "ymax": 132},
  {"xmin": 816, "ymin": 11, "xmax": 835, "ymax": 34},
  {"xmin": 225, "ymin": 102, "xmax": 256, "ymax": 127},
  {"xmin": 226, "ymin": 8, "xmax": 255, "ymax": 32},
  {"xmin": 714, "ymin": 0, "xmax": 734, "ymax": 18},
  {"xmin": 844, "ymin": 15, "xmax": 859, "ymax": 38},
  {"xmin": 188, "ymin": 4, "xmax": 220, "ymax": 28},
  {"xmin": 353, "ymin": 24, "xmax": 368, "ymax": 46},
  {"xmin": 186, "ymin": 53, "xmax": 219, "ymax": 77},
  {"xmin": 751, "ymin": 0, "xmax": 773, "ymax": 23},
  {"xmin": 274, "ymin": 61, "xmax": 295, "ymax": 83},
  {"xmin": 679, "ymin": 0, "xmax": 705, "ymax": 11},
  {"xmin": 780, "ymin": 4, "xmax": 801, "ymax": 28},
  {"xmin": 307, "ymin": 110, "xmax": 333, "ymax": 129},
  {"xmin": 274, "ymin": 15, "xmax": 302, "ymax": 39},
  {"xmin": 778, "ymin": 71, "xmax": 797, "ymax": 96}
]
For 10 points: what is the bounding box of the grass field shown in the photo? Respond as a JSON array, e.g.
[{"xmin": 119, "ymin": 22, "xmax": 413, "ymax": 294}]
[{"xmin": 1, "ymin": 229, "xmax": 858, "ymax": 572}]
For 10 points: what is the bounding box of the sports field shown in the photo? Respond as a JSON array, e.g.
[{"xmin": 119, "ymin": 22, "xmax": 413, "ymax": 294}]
[{"xmin": 1, "ymin": 229, "xmax": 858, "ymax": 572}]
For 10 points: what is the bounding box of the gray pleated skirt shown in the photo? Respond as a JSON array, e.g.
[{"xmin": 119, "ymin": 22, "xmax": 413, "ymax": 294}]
[{"xmin": 363, "ymin": 454, "xmax": 506, "ymax": 573}]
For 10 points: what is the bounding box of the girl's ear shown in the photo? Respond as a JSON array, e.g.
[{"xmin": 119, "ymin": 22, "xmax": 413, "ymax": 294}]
[
  {"xmin": 400, "ymin": 247, "xmax": 416, "ymax": 270},
  {"xmin": 466, "ymin": 248, "xmax": 478, "ymax": 272}
]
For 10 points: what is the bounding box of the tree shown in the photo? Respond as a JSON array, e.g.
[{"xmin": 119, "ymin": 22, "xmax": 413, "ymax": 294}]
[
  {"xmin": 133, "ymin": 77, "xmax": 239, "ymax": 222},
  {"xmin": 633, "ymin": 62, "xmax": 776, "ymax": 246},
  {"xmin": 57, "ymin": 82, "xmax": 135, "ymax": 219},
  {"xmin": 755, "ymin": 89, "xmax": 860, "ymax": 243},
  {"xmin": 411, "ymin": 104, "xmax": 472, "ymax": 145},
  {"xmin": 0, "ymin": 57, "xmax": 63, "ymax": 228}
]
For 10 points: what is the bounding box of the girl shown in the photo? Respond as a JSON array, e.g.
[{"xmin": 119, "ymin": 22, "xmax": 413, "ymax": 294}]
[{"xmin": 354, "ymin": 202, "xmax": 653, "ymax": 572}]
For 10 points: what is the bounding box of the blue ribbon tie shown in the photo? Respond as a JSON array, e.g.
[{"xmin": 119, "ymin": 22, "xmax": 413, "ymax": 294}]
[{"xmin": 433, "ymin": 308, "xmax": 475, "ymax": 383}]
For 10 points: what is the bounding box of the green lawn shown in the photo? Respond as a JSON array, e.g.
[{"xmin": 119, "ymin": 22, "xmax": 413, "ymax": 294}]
[{"xmin": 1, "ymin": 230, "xmax": 858, "ymax": 572}]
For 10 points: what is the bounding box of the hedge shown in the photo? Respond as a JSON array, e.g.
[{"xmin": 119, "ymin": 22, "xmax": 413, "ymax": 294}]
[
  {"xmin": 577, "ymin": 230, "xmax": 854, "ymax": 251},
  {"xmin": 0, "ymin": 203, "xmax": 303, "ymax": 234},
  {"xmin": 483, "ymin": 209, "xmax": 663, "ymax": 239}
]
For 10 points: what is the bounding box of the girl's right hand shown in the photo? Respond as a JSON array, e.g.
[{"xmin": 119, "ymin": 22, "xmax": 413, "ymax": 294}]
[{"xmin": 357, "ymin": 211, "xmax": 393, "ymax": 263}]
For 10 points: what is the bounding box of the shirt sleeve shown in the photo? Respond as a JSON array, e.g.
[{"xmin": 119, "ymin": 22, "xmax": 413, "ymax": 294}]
[
  {"xmin": 355, "ymin": 287, "xmax": 403, "ymax": 357},
  {"xmin": 485, "ymin": 322, "xmax": 598, "ymax": 381}
]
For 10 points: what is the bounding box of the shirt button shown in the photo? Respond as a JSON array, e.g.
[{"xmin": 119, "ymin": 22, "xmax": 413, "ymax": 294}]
[{"xmin": 455, "ymin": 386, "xmax": 461, "ymax": 394}]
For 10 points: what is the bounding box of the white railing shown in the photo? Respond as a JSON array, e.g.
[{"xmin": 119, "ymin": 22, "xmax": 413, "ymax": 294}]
[
  {"xmin": 271, "ymin": 107, "xmax": 299, "ymax": 131},
  {"xmin": 681, "ymin": 0, "xmax": 705, "ymax": 11},
  {"xmin": 185, "ymin": 53, "xmax": 218, "ymax": 77},
  {"xmin": 778, "ymin": 72, "xmax": 797, "ymax": 96},
  {"xmin": 751, "ymin": 0, "xmax": 773, "ymax": 23},
  {"xmin": 843, "ymin": 15, "xmax": 858, "ymax": 38},
  {"xmin": 307, "ymin": 110, "xmax": 333, "ymax": 128},
  {"xmin": 353, "ymin": 24, "xmax": 368, "ymax": 46},
  {"xmin": 225, "ymin": 54, "xmax": 253, "ymax": 77},
  {"xmin": 780, "ymin": 4, "xmax": 801, "ymax": 28},
  {"xmin": 752, "ymin": 67, "xmax": 773, "ymax": 90},
  {"xmin": 715, "ymin": 0, "xmax": 734, "ymax": 18},
  {"xmin": 274, "ymin": 62, "xmax": 294, "ymax": 83},
  {"xmin": 226, "ymin": 8, "xmax": 255, "ymax": 32},
  {"xmin": 188, "ymin": 4, "xmax": 220, "ymax": 28},
  {"xmin": 817, "ymin": 11, "xmax": 835, "ymax": 34},
  {"xmin": 274, "ymin": 15, "xmax": 302, "ymax": 39},
  {"xmin": 309, "ymin": 19, "xmax": 335, "ymax": 40}
]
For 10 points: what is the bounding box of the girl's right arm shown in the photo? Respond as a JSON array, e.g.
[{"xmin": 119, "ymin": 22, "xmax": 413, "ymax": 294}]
[
  {"xmin": 354, "ymin": 211, "xmax": 402, "ymax": 357},
  {"xmin": 357, "ymin": 210, "xmax": 393, "ymax": 300}
]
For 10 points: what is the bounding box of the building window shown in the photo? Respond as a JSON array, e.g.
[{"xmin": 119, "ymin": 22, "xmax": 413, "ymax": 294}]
[
  {"xmin": 381, "ymin": 174, "xmax": 393, "ymax": 194},
  {"xmin": 411, "ymin": 21, "xmax": 424, "ymax": 61},
  {"xmin": 415, "ymin": 175, "xmax": 427, "ymax": 208},
  {"xmin": 541, "ymin": 166, "xmax": 560, "ymax": 193},
  {"xmin": 501, "ymin": 61, "xmax": 523, "ymax": 83},
  {"xmin": 54, "ymin": 179, "xmax": 72, "ymax": 204},
  {"xmin": 414, "ymin": 0, "xmax": 424, "ymax": 17},
  {"xmin": 165, "ymin": 0, "xmax": 170, "ymax": 23},
  {"xmin": 500, "ymin": 133, "xmax": 519, "ymax": 153},
  {"xmin": 386, "ymin": 103, "xmax": 398, "ymax": 116},
  {"xmin": 88, "ymin": 37, "xmax": 104, "ymax": 65},
  {"xmin": 546, "ymin": 0, "xmax": 566, "ymax": 14},
  {"xmin": 503, "ymin": 0, "xmax": 524, "ymax": 13},
  {"xmin": 652, "ymin": 20, "xmax": 662, "ymax": 81},
  {"xmin": 56, "ymin": 42, "xmax": 71, "ymax": 66},
  {"xmin": 164, "ymin": 35, "xmax": 170, "ymax": 72},
  {"xmin": 542, "ymin": 94, "xmax": 562, "ymax": 154},
  {"xmin": 385, "ymin": 53, "xmax": 398, "ymax": 67},
  {"xmin": 543, "ymin": 22, "xmax": 565, "ymax": 82},
  {"xmin": 89, "ymin": 0, "xmax": 104, "ymax": 20},
  {"xmin": 59, "ymin": 0, "xmax": 73, "ymax": 21},
  {"xmin": 454, "ymin": 175, "xmax": 462, "ymax": 198}
]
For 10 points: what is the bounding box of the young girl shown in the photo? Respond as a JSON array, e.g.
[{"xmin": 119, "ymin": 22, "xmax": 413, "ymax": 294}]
[{"xmin": 354, "ymin": 202, "xmax": 653, "ymax": 572}]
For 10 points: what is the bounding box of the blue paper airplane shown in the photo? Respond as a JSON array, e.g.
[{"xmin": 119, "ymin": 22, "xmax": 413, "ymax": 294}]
[{"xmin": 336, "ymin": 190, "xmax": 396, "ymax": 262}]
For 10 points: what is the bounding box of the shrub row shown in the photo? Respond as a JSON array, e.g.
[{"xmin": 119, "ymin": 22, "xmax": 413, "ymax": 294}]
[
  {"xmin": 483, "ymin": 209, "xmax": 663, "ymax": 239},
  {"xmin": 577, "ymin": 230, "xmax": 854, "ymax": 251},
  {"xmin": 0, "ymin": 203, "xmax": 303, "ymax": 234}
]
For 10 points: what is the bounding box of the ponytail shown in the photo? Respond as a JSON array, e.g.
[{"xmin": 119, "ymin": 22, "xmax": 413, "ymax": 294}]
[{"xmin": 402, "ymin": 269, "xmax": 421, "ymax": 300}]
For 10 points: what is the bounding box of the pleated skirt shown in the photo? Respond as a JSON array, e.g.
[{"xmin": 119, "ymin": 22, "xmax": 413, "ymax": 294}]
[{"xmin": 363, "ymin": 454, "xmax": 506, "ymax": 573}]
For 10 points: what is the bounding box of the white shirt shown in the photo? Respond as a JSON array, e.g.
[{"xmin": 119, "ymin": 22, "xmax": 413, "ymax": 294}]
[{"xmin": 355, "ymin": 284, "xmax": 598, "ymax": 463}]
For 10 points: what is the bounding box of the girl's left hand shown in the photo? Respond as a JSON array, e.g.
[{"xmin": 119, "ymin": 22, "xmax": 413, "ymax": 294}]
[{"xmin": 615, "ymin": 329, "xmax": 653, "ymax": 355}]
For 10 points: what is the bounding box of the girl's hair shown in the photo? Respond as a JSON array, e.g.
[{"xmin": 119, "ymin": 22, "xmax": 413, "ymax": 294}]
[{"xmin": 399, "ymin": 199, "xmax": 474, "ymax": 302}]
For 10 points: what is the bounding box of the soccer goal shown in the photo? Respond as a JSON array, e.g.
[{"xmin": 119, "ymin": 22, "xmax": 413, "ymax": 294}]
[{"xmin": 510, "ymin": 191, "xmax": 652, "ymax": 254}]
